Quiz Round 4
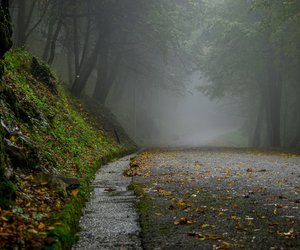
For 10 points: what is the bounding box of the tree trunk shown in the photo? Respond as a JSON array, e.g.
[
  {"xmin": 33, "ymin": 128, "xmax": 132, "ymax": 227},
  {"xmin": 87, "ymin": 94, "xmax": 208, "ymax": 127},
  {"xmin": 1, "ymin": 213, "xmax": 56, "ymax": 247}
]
[
  {"xmin": 42, "ymin": 18, "xmax": 56, "ymax": 61},
  {"xmin": 16, "ymin": 0, "xmax": 26, "ymax": 46},
  {"xmin": 267, "ymin": 69, "xmax": 282, "ymax": 148},
  {"xmin": 67, "ymin": 47, "xmax": 74, "ymax": 85},
  {"xmin": 93, "ymin": 50, "xmax": 123, "ymax": 105},
  {"xmin": 78, "ymin": 16, "xmax": 91, "ymax": 72},
  {"xmin": 93, "ymin": 47, "xmax": 109, "ymax": 104},
  {"xmin": 250, "ymin": 96, "xmax": 264, "ymax": 147},
  {"xmin": 262, "ymin": 45, "xmax": 282, "ymax": 148},
  {"xmin": 289, "ymin": 112, "xmax": 300, "ymax": 148},
  {"xmin": 47, "ymin": 20, "xmax": 63, "ymax": 65},
  {"xmin": 0, "ymin": 0, "xmax": 16, "ymax": 209},
  {"xmin": 0, "ymin": 0, "xmax": 12, "ymax": 59},
  {"xmin": 73, "ymin": 15, "xmax": 80, "ymax": 76},
  {"xmin": 71, "ymin": 37, "xmax": 102, "ymax": 96}
]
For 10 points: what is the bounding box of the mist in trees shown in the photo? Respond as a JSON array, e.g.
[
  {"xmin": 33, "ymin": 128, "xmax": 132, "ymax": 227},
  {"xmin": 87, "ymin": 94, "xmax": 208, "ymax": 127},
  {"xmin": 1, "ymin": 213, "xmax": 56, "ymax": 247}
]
[{"xmin": 9, "ymin": 0, "xmax": 300, "ymax": 149}]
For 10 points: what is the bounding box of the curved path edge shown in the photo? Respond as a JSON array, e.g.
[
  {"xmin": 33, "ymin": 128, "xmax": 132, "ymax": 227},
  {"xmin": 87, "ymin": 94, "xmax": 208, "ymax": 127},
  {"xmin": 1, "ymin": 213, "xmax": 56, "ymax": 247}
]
[{"xmin": 73, "ymin": 154, "xmax": 142, "ymax": 250}]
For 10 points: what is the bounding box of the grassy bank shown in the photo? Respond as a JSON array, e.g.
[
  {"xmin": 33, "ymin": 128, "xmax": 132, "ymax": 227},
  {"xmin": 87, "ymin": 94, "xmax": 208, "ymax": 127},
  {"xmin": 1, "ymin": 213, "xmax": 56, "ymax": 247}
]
[{"xmin": 0, "ymin": 49, "xmax": 135, "ymax": 249}]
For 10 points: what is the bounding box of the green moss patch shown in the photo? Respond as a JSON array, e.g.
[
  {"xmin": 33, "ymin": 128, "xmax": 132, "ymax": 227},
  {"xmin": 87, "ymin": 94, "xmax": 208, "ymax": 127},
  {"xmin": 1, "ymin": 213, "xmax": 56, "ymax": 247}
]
[{"xmin": 0, "ymin": 49, "xmax": 135, "ymax": 249}]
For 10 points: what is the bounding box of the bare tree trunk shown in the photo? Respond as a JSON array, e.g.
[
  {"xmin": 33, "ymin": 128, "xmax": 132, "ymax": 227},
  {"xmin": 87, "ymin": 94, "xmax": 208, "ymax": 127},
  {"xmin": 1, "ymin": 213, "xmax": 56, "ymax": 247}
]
[
  {"xmin": 93, "ymin": 51, "xmax": 108, "ymax": 103},
  {"xmin": 47, "ymin": 20, "xmax": 63, "ymax": 65},
  {"xmin": 16, "ymin": 0, "xmax": 26, "ymax": 46},
  {"xmin": 93, "ymin": 50, "xmax": 123, "ymax": 104},
  {"xmin": 73, "ymin": 15, "xmax": 80, "ymax": 76},
  {"xmin": 71, "ymin": 37, "xmax": 102, "ymax": 96},
  {"xmin": 250, "ymin": 96, "xmax": 264, "ymax": 147},
  {"xmin": 0, "ymin": 0, "xmax": 12, "ymax": 59},
  {"xmin": 42, "ymin": 18, "xmax": 55, "ymax": 61},
  {"xmin": 67, "ymin": 47, "xmax": 74, "ymax": 85},
  {"xmin": 78, "ymin": 16, "xmax": 91, "ymax": 71},
  {"xmin": 268, "ymin": 69, "xmax": 282, "ymax": 148},
  {"xmin": 25, "ymin": 1, "xmax": 50, "ymax": 41}
]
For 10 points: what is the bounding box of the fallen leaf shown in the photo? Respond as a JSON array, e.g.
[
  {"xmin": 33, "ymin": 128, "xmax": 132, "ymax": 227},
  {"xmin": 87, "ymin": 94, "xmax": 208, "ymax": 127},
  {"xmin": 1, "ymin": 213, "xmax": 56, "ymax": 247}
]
[
  {"xmin": 196, "ymin": 233, "xmax": 221, "ymax": 240},
  {"xmin": 174, "ymin": 217, "xmax": 194, "ymax": 225},
  {"xmin": 158, "ymin": 188, "xmax": 171, "ymax": 197},
  {"xmin": 72, "ymin": 189, "xmax": 80, "ymax": 196},
  {"xmin": 201, "ymin": 223, "xmax": 214, "ymax": 228},
  {"xmin": 216, "ymin": 241, "xmax": 231, "ymax": 250}
]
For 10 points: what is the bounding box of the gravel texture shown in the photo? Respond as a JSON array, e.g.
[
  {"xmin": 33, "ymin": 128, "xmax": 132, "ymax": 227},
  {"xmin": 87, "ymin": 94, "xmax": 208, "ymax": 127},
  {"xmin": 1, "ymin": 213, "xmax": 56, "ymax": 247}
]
[
  {"xmin": 73, "ymin": 154, "xmax": 142, "ymax": 250},
  {"xmin": 132, "ymin": 148, "xmax": 300, "ymax": 250}
]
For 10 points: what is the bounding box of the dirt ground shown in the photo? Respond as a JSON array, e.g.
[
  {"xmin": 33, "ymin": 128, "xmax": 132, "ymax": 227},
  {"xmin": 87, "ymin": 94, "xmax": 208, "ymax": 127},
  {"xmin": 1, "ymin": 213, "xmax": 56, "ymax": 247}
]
[{"xmin": 129, "ymin": 148, "xmax": 300, "ymax": 250}]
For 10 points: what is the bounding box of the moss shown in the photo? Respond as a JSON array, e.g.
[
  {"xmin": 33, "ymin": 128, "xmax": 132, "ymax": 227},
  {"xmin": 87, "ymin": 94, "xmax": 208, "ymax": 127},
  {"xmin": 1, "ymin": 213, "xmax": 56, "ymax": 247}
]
[
  {"xmin": 0, "ymin": 127, "xmax": 16, "ymax": 209},
  {"xmin": 45, "ymin": 148, "xmax": 133, "ymax": 250},
  {"xmin": 129, "ymin": 183, "xmax": 171, "ymax": 241},
  {"xmin": 0, "ymin": 178, "xmax": 16, "ymax": 208}
]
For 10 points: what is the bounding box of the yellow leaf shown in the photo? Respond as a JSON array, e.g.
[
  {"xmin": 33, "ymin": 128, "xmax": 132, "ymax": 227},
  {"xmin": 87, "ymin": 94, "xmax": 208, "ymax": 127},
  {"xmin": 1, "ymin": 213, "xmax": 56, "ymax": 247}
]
[
  {"xmin": 158, "ymin": 188, "xmax": 171, "ymax": 197},
  {"xmin": 201, "ymin": 223, "xmax": 214, "ymax": 228},
  {"xmin": 196, "ymin": 233, "xmax": 221, "ymax": 241},
  {"xmin": 216, "ymin": 241, "xmax": 231, "ymax": 250},
  {"xmin": 72, "ymin": 189, "xmax": 80, "ymax": 196},
  {"xmin": 38, "ymin": 223, "xmax": 45, "ymax": 230},
  {"xmin": 54, "ymin": 222, "xmax": 64, "ymax": 226},
  {"xmin": 1, "ymin": 216, "xmax": 8, "ymax": 221},
  {"xmin": 28, "ymin": 229, "xmax": 38, "ymax": 234}
]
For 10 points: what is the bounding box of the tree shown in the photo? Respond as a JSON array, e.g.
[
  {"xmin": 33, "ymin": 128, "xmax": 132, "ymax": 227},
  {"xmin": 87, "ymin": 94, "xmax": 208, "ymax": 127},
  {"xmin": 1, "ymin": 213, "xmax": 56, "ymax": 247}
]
[{"xmin": 190, "ymin": 0, "xmax": 300, "ymax": 148}]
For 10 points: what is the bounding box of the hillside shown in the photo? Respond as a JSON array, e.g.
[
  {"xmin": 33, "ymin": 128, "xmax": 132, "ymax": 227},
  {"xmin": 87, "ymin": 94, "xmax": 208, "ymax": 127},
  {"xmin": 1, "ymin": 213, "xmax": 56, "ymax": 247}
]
[{"xmin": 0, "ymin": 50, "xmax": 135, "ymax": 249}]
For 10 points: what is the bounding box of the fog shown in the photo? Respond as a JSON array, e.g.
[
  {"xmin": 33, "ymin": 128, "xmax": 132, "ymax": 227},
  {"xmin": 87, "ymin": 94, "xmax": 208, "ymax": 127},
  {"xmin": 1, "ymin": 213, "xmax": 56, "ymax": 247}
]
[
  {"xmin": 10, "ymin": 0, "xmax": 300, "ymax": 149},
  {"xmin": 107, "ymin": 72, "xmax": 245, "ymax": 147}
]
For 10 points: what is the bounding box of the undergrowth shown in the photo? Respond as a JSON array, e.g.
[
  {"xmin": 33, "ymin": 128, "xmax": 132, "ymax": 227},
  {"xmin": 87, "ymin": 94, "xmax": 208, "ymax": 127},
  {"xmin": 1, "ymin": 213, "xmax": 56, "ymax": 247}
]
[{"xmin": 0, "ymin": 49, "xmax": 134, "ymax": 249}]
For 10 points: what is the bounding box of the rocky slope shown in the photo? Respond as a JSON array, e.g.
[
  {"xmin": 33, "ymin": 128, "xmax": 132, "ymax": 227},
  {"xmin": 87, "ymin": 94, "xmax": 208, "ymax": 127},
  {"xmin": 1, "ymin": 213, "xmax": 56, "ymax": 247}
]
[{"xmin": 0, "ymin": 49, "xmax": 135, "ymax": 249}]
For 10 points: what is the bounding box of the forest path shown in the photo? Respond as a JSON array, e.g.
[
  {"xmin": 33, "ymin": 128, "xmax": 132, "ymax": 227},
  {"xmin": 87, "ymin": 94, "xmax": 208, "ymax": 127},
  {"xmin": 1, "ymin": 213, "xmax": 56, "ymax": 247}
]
[
  {"xmin": 130, "ymin": 148, "xmax": 300, "ymax": 250},
  {"xmin": 73, "ymin": 154, "xmax": 142, "ymax": 250}
]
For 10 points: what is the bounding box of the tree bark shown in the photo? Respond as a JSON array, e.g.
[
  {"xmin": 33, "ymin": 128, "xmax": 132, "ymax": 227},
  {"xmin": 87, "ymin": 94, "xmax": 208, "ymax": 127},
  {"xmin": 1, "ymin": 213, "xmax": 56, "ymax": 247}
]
[
  {"xmin": 16, "ymin": 0, "xmax": 26, "ymax": 46},
  {"xmin": 267, "ymin": 67, "xmax": 282, "ymax": 148},
  {"xmin": 250, "ymin": 95, "xmax": 264, "ymax": 147},
  {"xmin": 93, "ymin": 49, "xmax": 123, "ymax": 105},
  {"xmin": 42, "ymin": 18, "xmax": 56, "ymax": 61},
  {"xmin": 73, "ymin": 15, "xmax": 80, "ymax": 76},
  {"xmin": 0, "ymin": 0, "xmax": 12, "ymax": 58},
  {"xmin": 47, "ymin": 20, "xmax": 63, "ymax": 65},
  {"xmin": 71, "ymin": 37, "xmax": 102, "ymax": 96}
]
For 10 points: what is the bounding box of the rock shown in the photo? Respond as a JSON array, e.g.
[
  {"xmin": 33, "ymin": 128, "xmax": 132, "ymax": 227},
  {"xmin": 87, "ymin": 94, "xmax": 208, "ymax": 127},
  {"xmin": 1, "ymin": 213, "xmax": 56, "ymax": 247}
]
[
  {"xmin": 55, "ymin": 175, "xmax": 80, "ymax": 190},
  {"xmin": 1, "ymin": 119, "xmax": 38, "ymax": 169},
  {"xmin": 35, "ymin": 173, "xmax": 80, "ymax": 198}
]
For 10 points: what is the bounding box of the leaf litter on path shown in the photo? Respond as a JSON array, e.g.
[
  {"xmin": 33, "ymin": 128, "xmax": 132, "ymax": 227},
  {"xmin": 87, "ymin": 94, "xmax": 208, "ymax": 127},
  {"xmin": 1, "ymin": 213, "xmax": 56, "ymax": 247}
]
[{"xmin": 129, "ymin": 148, "xmax": 300, "ymax": 249}]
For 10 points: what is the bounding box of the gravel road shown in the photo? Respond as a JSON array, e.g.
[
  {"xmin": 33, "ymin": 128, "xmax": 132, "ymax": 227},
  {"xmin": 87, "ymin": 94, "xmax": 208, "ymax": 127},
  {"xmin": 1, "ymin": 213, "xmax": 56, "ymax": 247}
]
[{"xmin": 131, "ymin": 148, "xmax": 300, "ymax": 250}]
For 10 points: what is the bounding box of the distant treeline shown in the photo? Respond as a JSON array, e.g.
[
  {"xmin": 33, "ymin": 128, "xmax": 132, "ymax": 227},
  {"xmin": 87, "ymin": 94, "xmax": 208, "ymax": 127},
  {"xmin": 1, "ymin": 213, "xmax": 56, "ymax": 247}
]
[{"xmin": 189, "ymin": 0, "xmax": 300, "ymax": 149}]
